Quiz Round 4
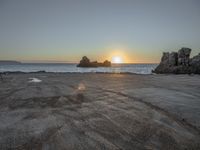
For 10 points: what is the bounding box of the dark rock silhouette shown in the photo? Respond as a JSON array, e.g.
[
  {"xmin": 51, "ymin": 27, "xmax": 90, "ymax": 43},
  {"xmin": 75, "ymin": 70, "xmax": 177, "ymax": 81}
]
[
  {"xmin": 177, "ymin": 48, "xmax": 191, "ymax": 66},
  {"xmin": 103, "ymin": 60, "xmax": 111, "ymax": 67},
  {"xmin": 0, "ymin": 60, "xmax": 21, "ymax": 64},
  {"xmin": 77, "ymin": 56, "xmax": 111, "ymax": 67},
  {"xmin": 78, "ymin": 56, "xmax": 91, "ymax": 67},
  {"xmin": 169, "ymin": 52, "xmax": 178, "ymax": 66},
  {"xmin": 190, "ymin": 53, "xmax": 200, "ymax": 73},
  {"xmin": 153, "ymin": 48, "xmax": 200, "ymax": 74}
]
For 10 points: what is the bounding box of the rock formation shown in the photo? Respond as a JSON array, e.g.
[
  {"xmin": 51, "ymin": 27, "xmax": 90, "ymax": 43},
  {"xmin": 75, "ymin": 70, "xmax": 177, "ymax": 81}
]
[
  {"xmin": 77, "ymin": 56, "xmax": 111, "ymax": 67},
  {"xmin": 153, "ymin": 48, "xmax": 200, "ymax": 74}
]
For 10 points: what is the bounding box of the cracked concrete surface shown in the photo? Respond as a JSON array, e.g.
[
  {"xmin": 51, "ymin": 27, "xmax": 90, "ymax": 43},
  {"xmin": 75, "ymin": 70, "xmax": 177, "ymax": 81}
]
[{"xmin": 0, "ymin": 73, "xmax": 200, "ymax": 150}]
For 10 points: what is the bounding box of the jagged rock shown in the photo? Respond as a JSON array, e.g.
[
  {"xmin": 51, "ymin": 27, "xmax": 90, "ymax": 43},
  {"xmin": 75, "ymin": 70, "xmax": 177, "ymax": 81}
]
[
  {"xmin": 191, "ymin": 53, "xmax": 200, "ymax": 65},
  {"xmin": 161, "ymin": 52, "xmax": 169, "ymax": 64},
  {"xmin": 153, "ymin": 48, "xmax": 200, "ymax": 74},
  {"xmin": 178, "ymin": 48, "xmax": 191, "ymax": 66},
  {"xmin": 77, "ymin": 56, "xmax": 111, "ymax": 67},
  {"xmin": 153, "ymin": 52, "xmax": 177, "ymax": 73},
  {"xmin": 158, "ymin": 51, "xmax": 178, "ymax": 66},
  {"xmin": 190, "ymin": 53, "xmax": 200, "ymax": 74},
  {"xmin": 169, "ymin": 52, "xmax": 178, "ymax": 66}
]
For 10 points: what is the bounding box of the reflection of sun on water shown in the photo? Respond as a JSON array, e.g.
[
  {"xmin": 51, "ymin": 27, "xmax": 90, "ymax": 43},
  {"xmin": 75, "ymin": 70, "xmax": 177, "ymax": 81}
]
[{"xmin": 112, "ymin": 56, "xmax": 123, "ymax": 64}]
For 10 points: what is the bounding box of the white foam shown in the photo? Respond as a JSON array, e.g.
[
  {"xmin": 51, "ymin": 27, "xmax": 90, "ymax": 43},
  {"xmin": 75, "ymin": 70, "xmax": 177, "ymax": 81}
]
[{"xmin": 28, "ymin": 78, "xmax": 42, "ymax": 83}]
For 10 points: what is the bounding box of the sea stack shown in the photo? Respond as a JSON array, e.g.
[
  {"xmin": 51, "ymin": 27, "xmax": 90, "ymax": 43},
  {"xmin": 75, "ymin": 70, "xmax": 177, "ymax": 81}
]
[
  {"xmin": 153, "ymin": 47, "xmax": 200, "ymax": 74},
  {"xmin": 77, "ymin": 56, "xmax": 111, "ymax": 67}
]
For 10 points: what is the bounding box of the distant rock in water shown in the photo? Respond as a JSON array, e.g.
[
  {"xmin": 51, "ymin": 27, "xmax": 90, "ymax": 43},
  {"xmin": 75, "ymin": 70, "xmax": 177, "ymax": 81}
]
[
  {"xmin": 153, "ymin": 48, "xmax": 200, "ymax": 74},
  {"xmin": 77, "ymin": 56, "xmax": 111, "ymax": 67},
  {"xmin": 0, "ymin": 60, "xmax": 21, "ymax": 64}
]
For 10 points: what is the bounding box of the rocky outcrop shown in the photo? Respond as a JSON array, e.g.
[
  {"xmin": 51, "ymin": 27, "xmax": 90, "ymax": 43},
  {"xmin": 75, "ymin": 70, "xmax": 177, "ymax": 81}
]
[
  {"xmin": 77, "ymin": 56, "xmax": 111, "ymax": 67},
  {"xmin": 153, "ymin": 48, "xmax": 200, "ymax": 74}
]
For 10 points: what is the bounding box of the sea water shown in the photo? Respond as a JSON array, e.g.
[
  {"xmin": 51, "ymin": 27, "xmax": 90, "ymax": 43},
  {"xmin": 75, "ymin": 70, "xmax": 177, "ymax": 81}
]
[{"xmin": 0, "ymin": 63, "xmax": 157, "ymax": 74}]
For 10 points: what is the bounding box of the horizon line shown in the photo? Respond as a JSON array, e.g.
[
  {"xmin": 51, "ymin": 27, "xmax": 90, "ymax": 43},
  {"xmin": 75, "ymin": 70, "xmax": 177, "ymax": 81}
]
[{"xmin": 0, "ymin": 60, "xmax": 158, "ymax": 64}]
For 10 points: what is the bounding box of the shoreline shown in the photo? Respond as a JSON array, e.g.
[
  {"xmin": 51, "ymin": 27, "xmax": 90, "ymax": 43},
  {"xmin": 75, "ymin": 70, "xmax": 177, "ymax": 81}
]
[
  {"xmin": 1, "ymin": 70, "xmax": 200, "ymax": 76},
  {"xmin": 0, "ymin": 71, "xmax": 152, "ymax": 75},
  {"xmin": 0, "ymin": 63, "xmax": 158, "ymax": 75}
]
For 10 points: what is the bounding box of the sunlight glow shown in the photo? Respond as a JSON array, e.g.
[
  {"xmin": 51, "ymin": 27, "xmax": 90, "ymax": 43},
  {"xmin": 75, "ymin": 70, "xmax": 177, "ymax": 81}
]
[{"xmin": 112, "ymin": 56, "xmax": 123, "ymax": 64}]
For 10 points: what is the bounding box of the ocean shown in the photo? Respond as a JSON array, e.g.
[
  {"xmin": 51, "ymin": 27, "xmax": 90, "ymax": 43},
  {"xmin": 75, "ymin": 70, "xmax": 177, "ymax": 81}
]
[{"xmin": 0, "ymin": 63, "xmax": 158, "ymax": 74}]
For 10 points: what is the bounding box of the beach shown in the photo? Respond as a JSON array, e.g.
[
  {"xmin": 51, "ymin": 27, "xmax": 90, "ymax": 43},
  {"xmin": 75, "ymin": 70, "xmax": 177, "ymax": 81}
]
[{"xmin": 0, "ymin": 73, "xmax": 200, "ymax": 149}]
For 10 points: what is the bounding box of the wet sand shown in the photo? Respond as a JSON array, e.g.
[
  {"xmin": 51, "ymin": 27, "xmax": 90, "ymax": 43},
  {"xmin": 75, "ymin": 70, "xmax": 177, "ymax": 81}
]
[{"xmin": 0, "ymin": 73, "xmax": 200, "ymax": 150}]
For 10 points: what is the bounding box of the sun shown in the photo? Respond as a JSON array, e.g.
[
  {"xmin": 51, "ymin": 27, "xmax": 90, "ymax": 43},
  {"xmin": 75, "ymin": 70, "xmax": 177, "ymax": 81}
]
[{"xmin": 112, "ymin": 56, "xmax": 123, "ymax": 64}]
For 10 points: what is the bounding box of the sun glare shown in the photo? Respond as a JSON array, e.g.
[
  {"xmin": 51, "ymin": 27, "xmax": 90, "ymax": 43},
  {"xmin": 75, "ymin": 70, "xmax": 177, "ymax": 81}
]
[{"xmin": 112, "ymin": 56, "xmax": 123, "ymax": 64}]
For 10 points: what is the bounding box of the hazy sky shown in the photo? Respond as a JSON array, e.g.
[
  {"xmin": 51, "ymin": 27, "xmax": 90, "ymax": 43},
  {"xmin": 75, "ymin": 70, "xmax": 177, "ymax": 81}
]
[{"xmin": 0, "ymin": 0, "xmax": 200, "ymax": 63}]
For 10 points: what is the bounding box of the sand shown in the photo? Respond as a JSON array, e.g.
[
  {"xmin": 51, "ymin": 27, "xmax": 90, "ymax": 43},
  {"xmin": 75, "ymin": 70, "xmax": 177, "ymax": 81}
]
[{"xmin": 0, "ymin": 73, "xmax": 200, "ymax": 150}]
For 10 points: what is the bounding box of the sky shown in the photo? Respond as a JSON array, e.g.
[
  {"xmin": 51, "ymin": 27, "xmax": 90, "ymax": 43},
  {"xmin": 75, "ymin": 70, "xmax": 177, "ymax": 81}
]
[{"xmin": 0, "ymin": 0, "xmax": 200, "ymax": 63}]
